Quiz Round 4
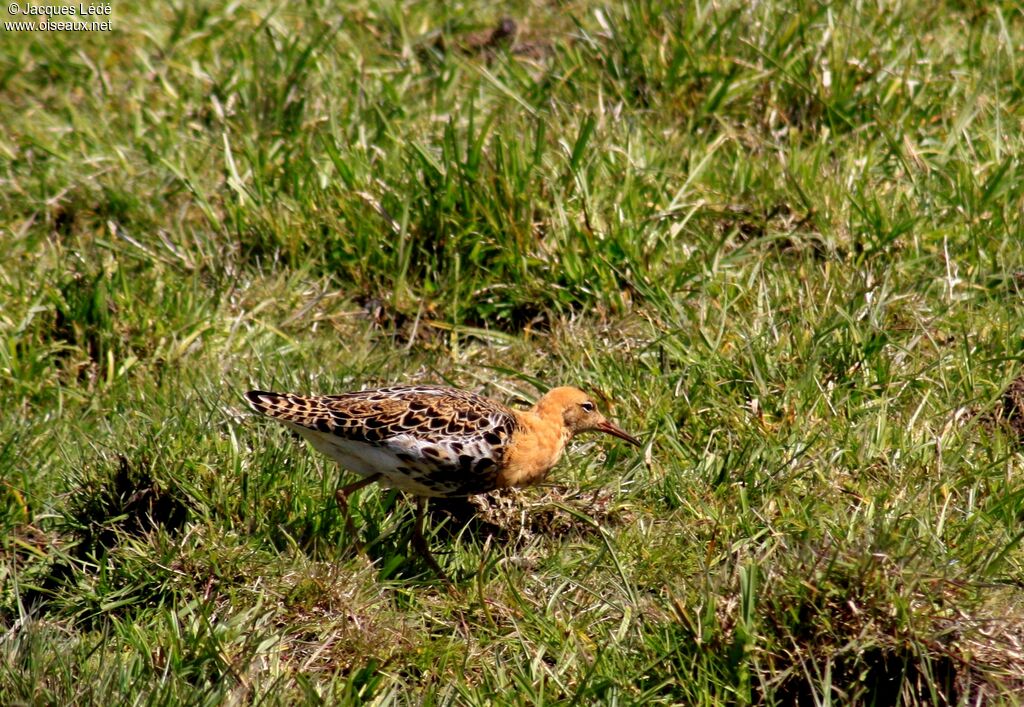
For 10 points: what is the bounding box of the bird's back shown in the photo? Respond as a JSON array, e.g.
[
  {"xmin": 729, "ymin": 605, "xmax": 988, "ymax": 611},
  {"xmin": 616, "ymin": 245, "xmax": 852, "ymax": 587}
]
[{"xmin": 245, "ymin": 385, "xmax": 520, "ymax": 497}]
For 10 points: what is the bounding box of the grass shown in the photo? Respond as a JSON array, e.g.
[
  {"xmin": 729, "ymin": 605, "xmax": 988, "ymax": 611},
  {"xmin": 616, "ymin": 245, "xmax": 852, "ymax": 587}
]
[{"xmin": 2, "ymin": 0, "xmax": 1024, "ymax": 703}]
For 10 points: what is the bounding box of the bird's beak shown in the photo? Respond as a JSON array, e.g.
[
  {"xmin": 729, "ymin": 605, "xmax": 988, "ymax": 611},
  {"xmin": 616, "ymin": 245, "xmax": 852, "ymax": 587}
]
[{"xmin": 596, "ymin": 420, "xmax": 642, "ymax": 447}]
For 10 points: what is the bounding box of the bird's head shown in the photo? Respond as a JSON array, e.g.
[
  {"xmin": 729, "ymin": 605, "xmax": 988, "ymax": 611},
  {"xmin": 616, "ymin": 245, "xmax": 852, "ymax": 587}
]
[{"xmin": 533, "ymin": 386, "xmax": 641, "ymax": 446}]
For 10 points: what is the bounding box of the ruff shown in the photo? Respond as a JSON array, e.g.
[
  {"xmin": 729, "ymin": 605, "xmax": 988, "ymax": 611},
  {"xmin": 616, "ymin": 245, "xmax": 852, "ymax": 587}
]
[{"xmin": 245, "ymin": 384, "xmax": 640, "ymax": 577}]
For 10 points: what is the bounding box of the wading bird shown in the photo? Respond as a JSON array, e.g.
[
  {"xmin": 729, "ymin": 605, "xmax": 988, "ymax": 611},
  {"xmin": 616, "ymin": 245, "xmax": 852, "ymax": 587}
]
[{"xmin": 245, "ymin": 385, "xmax": 641, "ymax": 577}]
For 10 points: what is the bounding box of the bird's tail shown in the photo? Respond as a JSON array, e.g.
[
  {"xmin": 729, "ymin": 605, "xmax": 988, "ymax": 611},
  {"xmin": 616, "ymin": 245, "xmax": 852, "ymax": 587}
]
[{"xmin": 245, "ymin": 390, "xmax": 326, "ymax": 430}]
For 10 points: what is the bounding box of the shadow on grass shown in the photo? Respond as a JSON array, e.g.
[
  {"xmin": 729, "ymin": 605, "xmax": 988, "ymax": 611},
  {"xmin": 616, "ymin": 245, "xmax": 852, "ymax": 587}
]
[{"xmin": 14, "ymin": 454, "xmax": 190, "ymax": 621}]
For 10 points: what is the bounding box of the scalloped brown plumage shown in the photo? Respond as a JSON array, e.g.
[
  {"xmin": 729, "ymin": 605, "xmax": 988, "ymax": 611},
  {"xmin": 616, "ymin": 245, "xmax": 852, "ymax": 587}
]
[{"xmin": 245, "ymin": 384, "xmax": 640, "ymax": 578}]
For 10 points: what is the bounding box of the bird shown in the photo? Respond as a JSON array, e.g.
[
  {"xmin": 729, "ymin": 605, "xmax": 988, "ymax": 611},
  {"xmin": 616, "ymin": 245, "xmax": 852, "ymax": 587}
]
[{"xmin": 244, "ymin": 384, "xmax": 641, "ymax": 577}]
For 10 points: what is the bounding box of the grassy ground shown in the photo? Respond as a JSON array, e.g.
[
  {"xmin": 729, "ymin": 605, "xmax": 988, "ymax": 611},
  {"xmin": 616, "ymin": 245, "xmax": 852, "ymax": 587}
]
[{"xmin": 3, "ymin": 0, "xmax": 1024, "ymax": 703}]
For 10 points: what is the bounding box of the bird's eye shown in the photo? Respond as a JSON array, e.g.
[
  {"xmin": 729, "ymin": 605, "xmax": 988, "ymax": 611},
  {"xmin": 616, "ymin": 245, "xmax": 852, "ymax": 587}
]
[{"xmin": 580, "ymin": 401, "xmax": 595, "ymax": 413}]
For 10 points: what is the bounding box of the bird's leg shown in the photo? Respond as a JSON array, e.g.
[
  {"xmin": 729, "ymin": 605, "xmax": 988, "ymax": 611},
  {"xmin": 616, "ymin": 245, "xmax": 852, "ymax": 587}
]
[
  {"xmin": 410, "ymin": 496, "xmax": 450, "ymax": 583},
  {"xmin": 335, "ymin": 473, "xmax": 382, "ymax": 552}
]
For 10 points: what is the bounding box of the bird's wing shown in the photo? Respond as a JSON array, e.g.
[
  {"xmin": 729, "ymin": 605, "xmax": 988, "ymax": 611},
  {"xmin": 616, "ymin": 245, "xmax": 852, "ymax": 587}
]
[
  {"xmin": 317, "ymin": 385, "xmax": 519, "ymax": 444},
  {"xmin": 245, "ymin": 386, "xmax": 520, "ymax": 495}
]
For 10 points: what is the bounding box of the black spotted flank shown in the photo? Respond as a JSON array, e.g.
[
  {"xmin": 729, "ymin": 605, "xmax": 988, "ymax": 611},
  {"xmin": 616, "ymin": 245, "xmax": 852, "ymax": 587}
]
[
  {"xmin": 247, "ymin": 384, "xmax": 526, "ymax": 495},
  {"xmin": 452, "ymin": 474, "xmax": 498, "ymax": 496}
]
